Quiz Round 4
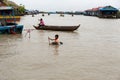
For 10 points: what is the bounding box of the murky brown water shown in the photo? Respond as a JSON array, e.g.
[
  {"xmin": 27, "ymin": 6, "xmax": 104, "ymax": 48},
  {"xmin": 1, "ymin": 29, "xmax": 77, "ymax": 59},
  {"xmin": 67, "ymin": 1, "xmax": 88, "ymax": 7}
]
[{"xmin": 0, "ymin": 14, "xmax": 120, "ymax": 80}]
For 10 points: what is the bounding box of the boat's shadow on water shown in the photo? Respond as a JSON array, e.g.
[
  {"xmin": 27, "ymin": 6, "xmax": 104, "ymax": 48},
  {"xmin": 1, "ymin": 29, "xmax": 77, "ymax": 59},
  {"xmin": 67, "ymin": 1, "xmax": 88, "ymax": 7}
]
[{"xmin": 36, "ymin": 29, "xmax": 80, "ymax": 35}]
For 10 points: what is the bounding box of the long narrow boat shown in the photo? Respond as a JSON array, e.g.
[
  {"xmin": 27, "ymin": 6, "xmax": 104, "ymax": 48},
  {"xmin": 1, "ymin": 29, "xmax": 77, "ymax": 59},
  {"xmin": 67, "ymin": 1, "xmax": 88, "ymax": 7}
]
[{"xmin": 33, "ymin": 24, "xmax": 80, "ymax": 31}]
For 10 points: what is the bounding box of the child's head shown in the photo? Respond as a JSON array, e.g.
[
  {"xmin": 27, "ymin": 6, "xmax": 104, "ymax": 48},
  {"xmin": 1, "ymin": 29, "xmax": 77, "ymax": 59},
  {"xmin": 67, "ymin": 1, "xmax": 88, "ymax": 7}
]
[{"xmin": 55, "ymin": 34, "xmax": 59, "ymax": 39}]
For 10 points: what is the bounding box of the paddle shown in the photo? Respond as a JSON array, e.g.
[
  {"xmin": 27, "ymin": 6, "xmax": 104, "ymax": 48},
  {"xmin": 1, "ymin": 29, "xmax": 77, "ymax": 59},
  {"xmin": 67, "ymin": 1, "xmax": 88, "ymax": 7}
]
[{"xmin": 60, "ymin": 42, "xmax": 63, "ymax": 45}]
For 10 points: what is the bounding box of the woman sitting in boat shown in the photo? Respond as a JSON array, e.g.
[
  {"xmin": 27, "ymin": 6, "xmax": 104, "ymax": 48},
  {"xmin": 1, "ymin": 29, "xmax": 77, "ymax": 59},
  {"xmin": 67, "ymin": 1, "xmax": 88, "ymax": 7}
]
[
  {"xmin": 48, "ymin": 34, "xmax": 59, "ymax": 45},
  {"xmin": 39, "ymin": 18, "xmax": 45, "ymax": 26}
]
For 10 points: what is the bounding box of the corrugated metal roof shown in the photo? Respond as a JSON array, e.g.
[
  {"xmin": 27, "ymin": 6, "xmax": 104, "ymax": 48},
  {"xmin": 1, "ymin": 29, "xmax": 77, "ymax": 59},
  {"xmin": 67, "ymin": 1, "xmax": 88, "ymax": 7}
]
[
  {"xmin": 0, "ymin": 6, "xmax": 13, "ymax": 10},
  {"xmin": 99, "ymin": 6, "xmax": 118, "ymax": 11}
]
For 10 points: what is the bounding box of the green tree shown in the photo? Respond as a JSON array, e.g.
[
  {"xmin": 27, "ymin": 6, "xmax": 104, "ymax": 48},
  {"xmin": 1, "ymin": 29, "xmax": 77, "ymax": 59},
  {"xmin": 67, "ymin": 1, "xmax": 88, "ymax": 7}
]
[{"xmin": 17, "ymin": 4, "xmax": 25, "ymax": 15}]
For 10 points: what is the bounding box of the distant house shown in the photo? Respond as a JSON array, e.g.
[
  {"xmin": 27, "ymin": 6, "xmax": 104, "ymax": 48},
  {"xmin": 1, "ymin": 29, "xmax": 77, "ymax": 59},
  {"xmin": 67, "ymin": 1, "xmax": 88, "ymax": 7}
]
[
  {"xmin": 84, "ymin": 7, "xmax": 103, "ymax": 16},
  {"xmin": 84, "ymin": 5, "xmax": 119, "ymax": 18},
  {"xmin": 98, "ymin": 6, "xmax": 119, "ymax": 18}
]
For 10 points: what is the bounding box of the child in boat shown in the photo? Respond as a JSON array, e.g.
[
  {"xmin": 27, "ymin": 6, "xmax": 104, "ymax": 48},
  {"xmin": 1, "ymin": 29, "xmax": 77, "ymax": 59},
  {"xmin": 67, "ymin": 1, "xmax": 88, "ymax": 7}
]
[
  {"xmin": 39, "ymin": 18, "xmax": 45, "ymax": 26},
  {"xmin": 48, "ymin": 34, "xmax": 59, "ymax": 45}
]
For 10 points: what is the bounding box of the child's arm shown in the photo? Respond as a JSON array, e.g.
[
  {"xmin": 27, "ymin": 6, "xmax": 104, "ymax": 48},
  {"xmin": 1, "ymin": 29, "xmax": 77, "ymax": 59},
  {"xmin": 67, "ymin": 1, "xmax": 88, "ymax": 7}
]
[{"xmin": 48, "ymin": 37, "xmax": 55, "ymax": 41}]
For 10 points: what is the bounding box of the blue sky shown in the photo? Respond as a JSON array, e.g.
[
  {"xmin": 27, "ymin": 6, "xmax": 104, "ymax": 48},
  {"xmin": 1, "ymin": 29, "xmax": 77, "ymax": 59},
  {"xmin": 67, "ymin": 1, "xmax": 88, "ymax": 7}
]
[{"xmin": 11, "ymin": 0, "xmax": 120, "ymax": 11}]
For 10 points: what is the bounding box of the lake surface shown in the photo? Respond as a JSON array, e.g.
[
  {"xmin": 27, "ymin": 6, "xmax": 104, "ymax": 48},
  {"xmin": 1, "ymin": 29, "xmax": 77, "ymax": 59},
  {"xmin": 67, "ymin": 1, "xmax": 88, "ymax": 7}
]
[{"xmin": 0, "ymin": 14, "xmax": 120, "ymax": 80}]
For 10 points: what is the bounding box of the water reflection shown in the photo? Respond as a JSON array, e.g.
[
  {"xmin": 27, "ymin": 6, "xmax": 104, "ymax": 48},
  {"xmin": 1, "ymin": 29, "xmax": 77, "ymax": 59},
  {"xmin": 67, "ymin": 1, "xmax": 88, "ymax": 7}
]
[
  {"xmin": 0, "ymin": 34, "xmax": 22, "ymax": 61},
  {"xmin": 53, "ymin": 45, "xmax": 59, "ymax": 55},
  {"xmin": 0, "ymin": 51, "xmax": 18, "ymax": 59},
  {"xmin": 1, "ymin": 15, "xmax": 120, "ymax": 80},
  {"xmin": 48, "ymin": 44, "xmax": 59, "ymax": 55}
]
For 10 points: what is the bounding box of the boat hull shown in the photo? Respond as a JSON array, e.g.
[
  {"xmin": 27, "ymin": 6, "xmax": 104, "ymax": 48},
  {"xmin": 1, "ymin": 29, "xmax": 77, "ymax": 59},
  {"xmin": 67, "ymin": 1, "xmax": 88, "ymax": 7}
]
[
  {"xmin": 0, "ymin": 24, "xmax": 23, "ymax": 34},
  {"xmin": 33, "ymin": 24, "xmax": 80, "ymax": 31}
]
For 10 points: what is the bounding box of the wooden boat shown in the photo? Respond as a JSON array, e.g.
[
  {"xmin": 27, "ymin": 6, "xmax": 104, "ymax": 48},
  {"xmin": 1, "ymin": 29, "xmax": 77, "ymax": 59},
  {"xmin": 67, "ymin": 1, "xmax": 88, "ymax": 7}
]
[
  {"xmin": 0, "ymin": 7, "xmax": 23, "ymax": 34},
  {"xmin": 33, "ymin": 24, "xmax": 80, "ymax": 31},
  {"xmin": 0, "ymin": 23, "xmax": 23, "ymax": 34}
]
